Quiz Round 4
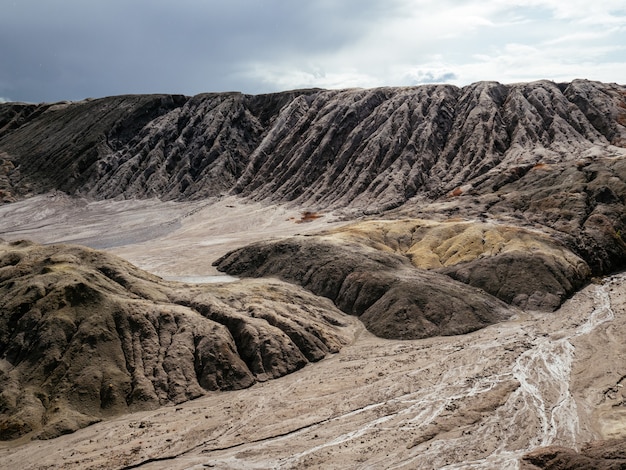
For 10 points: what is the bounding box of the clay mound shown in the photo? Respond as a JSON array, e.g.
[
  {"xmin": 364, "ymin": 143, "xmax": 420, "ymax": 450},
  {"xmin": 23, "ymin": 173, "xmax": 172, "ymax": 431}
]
[
  {"xmin": 522, "ymin": 439, "xmax": 626, "ymax": 469},
  {"xmin": 214, "ymin": 236, "xmax": 513, "ymax": 340},
  {"xmin": 0, "ymin": 240, "xmax": 352, "ymax": 440},
  {"xmin": 325, "ymin": 219, "xmax": 591, "ymax": 310}
]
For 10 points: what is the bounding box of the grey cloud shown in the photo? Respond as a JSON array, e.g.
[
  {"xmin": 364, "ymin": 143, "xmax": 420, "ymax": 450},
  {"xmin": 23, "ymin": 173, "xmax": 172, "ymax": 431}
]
[
  {"xmin": 1, "ymin": 0, "xmax": 624, "ymax": 103},
  {"xmin": 0, "ymin": 0, "xmax": 406, "ymax": 102},
  {"xmin": 408, "ymin": 71, "xmax": 459, "ymax": 85}
]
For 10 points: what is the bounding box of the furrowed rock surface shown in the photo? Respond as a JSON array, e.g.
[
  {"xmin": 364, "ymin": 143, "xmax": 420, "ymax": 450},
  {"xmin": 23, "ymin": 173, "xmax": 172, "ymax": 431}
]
[
  {"xmin": 1, "ymin": 80, "xmax": 624, "ymax": 208},
  {"xmin": 2, "ymin": 80, "xmax": 625, "ymax": 278},
  {"xmin": 0, "ymin": 95, "xmax": 187, "ymax": 202},
  {"xmin": 0, "ymin": 240, "xmax": 351, "ymax": 440},
  {"xmin": 1, "ymin": 80, "xmax": 626, "ymax": 467}
]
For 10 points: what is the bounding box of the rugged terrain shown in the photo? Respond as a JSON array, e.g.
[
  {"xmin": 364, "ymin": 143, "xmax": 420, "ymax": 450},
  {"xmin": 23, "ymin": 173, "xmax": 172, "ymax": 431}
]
[
  {"xmin": 1, "ymin": 79, "xmax": 626, "ymax": 468},
  {"xmin": 2, "ymin": 80, "xmax": 625, "ymax": 207},
  {"xmin": 0, "ymin": 238, "xmax": 351, "ymax": 441},
  {"xmin": 2, "ymin": 79, "xmax": 626, "ymax": 278},
  {"xmin": 1, "ymin": 245, "xmax": 625, "ymax": 469}
]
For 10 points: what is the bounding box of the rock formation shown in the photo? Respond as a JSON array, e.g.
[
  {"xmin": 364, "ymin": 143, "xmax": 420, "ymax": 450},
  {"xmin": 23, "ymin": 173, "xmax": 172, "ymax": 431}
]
[
  {"xmin": 1, "ymin": 80, "xmax": 624, "ymax": 208},
  {"xmin": 222, "ymin": 216, "xmax": 589, "ymax": 305},
  {"xmin": 0, "ymin": 240, "xmax": 351, "ymax": 440},
  {"xmin": 214, "ymin": 234, "xmax": 514, "ymax": 339},
  {"xmin": 2, "ymin": 80, "xmax": 625, "ymax": 276},
  {"xmin": 1, "ymin": 79, "xmax": 626, "ymax": 468}
]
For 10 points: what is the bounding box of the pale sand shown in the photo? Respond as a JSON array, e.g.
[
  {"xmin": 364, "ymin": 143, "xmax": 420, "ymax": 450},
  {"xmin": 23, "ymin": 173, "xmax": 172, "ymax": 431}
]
[{"xmin": 0, "ymin": 193, "xmax": 345, "ymax": 276}]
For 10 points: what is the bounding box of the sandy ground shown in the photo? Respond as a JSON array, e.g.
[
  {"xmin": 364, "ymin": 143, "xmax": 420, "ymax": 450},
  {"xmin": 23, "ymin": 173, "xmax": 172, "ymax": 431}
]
[
  {"xmin": 1, "ymin": 195, "xmax": 626, "ymax": 469},
  {"xmin": 0, "ymin": 193, "xmax": 345, "ymax": 277}
]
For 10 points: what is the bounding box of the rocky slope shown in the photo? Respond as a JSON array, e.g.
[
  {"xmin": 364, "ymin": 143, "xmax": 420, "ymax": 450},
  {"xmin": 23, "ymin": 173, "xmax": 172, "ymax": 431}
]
[
  {"xmin": 522, "ymin": 440, "xmax": 626, "ymax": 470},
  {"xmin": 1, "ymin": 80, "xmax": 626, "ymax": 467},
  {"xmin": 2, "ymin": 271, "xmax": 626, "ymax": 469},
  {"xmin": 1, "ymin": 80, "xmax": 625, "ymax": 207},
  {"xmin": 2, "ymin": 80, "xmax": 625, "ymax": 273},
  {"xmin": 0, "ymin": 239, "xmax": 352, "ymax": 440}
]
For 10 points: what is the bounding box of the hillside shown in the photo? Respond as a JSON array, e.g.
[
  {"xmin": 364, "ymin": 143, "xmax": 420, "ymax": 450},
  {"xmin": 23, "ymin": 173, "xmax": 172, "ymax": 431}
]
[
  {"xmin": 1, "ymin": 80, "xmax": 625, "ymax": 207},
  {"xmin": 1, "ymin": 80, "xmax": 626, "ymax": 468}
]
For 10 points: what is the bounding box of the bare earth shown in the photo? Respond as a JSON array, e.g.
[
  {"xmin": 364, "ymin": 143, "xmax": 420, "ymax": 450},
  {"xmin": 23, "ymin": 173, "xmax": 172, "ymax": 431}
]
[
  {"xmin": 1, "ymin": 195, "xmax": 625, "ymax": 469},
  {"xmin": 0, "ymin": 193, "xmax": 344, "ymax": 277}
]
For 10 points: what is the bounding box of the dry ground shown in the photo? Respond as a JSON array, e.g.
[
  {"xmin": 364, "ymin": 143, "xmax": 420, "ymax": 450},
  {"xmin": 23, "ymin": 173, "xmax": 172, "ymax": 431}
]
[
  {"xmin": 0, "ymin": 193, "xmax": 342, "ymax": 277},
  {"xmin": 1, "ymin": 195, "xmax": 626, "ymax": 469}
]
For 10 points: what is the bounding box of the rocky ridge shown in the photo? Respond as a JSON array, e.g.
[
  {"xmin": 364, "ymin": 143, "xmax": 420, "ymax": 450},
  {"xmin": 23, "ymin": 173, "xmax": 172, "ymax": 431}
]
[
  {"xmin": 1, "ymin": 80, "xmax": 626, "ymax": 467},
  {"xmin": 215, "ymin": 218, "xmax": 590, "ymax": 320},
  {"xmin": 1, "ymin": 80, "xmax": 625, "ymax": 208}
]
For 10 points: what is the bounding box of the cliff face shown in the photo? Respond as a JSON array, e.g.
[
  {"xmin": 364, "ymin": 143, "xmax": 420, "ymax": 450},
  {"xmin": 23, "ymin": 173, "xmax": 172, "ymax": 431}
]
[
  {"xmin": 1, "ymin": 80, "xmax": 624, "ymax": 207},
  {"xmin": 235, "ymin": 80, "xmax": 626, "ymax": 209}
]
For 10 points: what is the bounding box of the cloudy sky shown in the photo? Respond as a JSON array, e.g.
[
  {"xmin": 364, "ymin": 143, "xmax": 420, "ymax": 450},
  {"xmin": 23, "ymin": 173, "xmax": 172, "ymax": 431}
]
[{"xmin": 1, "ymin": 0, "xmax": 625, "ymax": 103}]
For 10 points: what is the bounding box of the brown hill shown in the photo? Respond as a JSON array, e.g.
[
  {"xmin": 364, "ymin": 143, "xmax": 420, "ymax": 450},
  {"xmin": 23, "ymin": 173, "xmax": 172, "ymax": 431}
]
[
  {"xmin": 214, "ymin": 234, "xmax": 514, "ymax": 339},
  {"xmin": 0, "ymin": 239, "xmax": 352, "ymax": 440}
]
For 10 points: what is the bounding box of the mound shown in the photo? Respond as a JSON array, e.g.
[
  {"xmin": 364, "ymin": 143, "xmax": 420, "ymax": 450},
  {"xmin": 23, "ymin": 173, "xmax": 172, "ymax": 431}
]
[
  {"xmin": 324, "ymin": 219, "xmax": 591, "ymax": 310},
  {"xmin": 0, "ymin": 240, "xmax": 351, "ymax": 440},
  {"xmin": 215, "ymin": 236, "xmax": 513, "ymax": 339}
]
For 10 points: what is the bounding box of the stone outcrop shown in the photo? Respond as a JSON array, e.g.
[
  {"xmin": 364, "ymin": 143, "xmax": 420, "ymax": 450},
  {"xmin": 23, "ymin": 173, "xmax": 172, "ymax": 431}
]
[
  {"xmin": 214, "ymin": 235, "xmax": 513, "ymax": 339},
  {"xmin": 0, "ymin": 240, "xmax": 351, "ymax": 440},
  {"xmin": 522, "ymin": 439, "xmax": 626, "ymax": 469}
]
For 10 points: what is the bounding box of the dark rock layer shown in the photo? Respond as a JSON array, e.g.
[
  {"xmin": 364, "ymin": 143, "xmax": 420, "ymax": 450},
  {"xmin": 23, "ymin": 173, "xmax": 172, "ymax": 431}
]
[
  {"xmin": 214, "ymin": 236, "xmax": 513, "ymax": 339},
  {"xmin": 521, "ymin": 439, "xmax": 626, "ymax": 469},
  {"xmin": 0, "ymin": 240, "xmax": 351, "ymax": 440}
]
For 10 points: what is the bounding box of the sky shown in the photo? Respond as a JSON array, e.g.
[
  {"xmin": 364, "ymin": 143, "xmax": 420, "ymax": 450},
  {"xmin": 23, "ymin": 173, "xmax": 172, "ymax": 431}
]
[{"xmin": 1, "ymin": 0, "xmax": 625, "ymax": 103}]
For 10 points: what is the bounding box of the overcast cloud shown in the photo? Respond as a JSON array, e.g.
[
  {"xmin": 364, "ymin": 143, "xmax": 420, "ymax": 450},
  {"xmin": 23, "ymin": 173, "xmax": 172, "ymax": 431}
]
[{"xmin": 1, "ymin": 0, "xmax": 625, "ymax": 103}]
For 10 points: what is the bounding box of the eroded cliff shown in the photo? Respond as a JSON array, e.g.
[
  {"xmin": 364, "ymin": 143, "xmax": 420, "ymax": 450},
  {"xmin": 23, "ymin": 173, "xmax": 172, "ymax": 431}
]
[
  {"xmin": 2, "ymin": 80, "xmax": 625, "ymax": 208},
  {"xmin": 1, "ymin": 81, "xmax": 626, "ymax": 468}
]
